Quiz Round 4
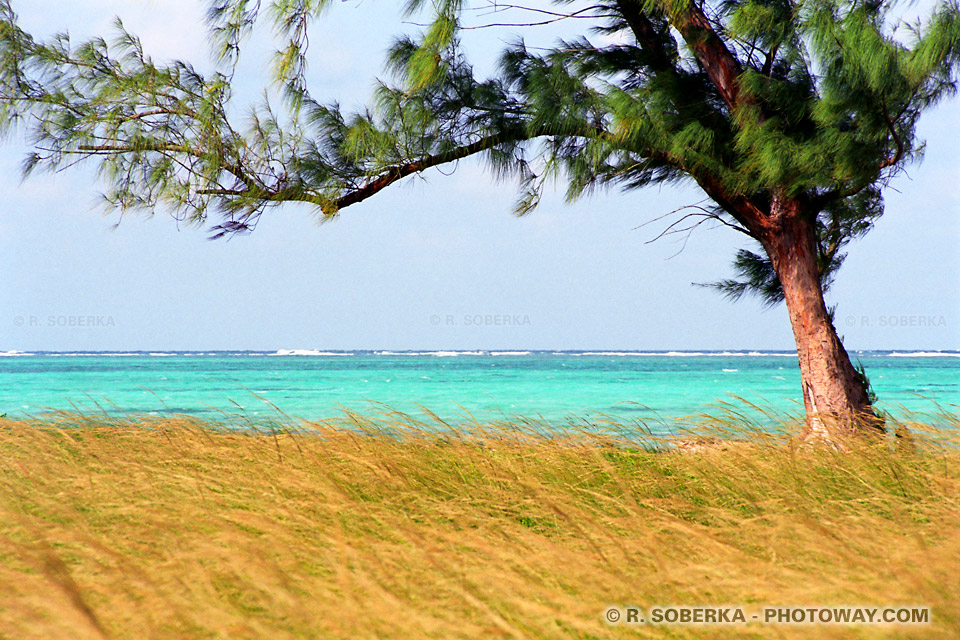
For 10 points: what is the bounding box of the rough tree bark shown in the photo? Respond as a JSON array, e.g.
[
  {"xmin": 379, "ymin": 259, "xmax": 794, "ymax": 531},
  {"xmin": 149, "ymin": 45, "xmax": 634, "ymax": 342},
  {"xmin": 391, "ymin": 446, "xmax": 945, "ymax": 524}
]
[{"xmin": 757, "ymin": 194, "xmax": 882, "ymax": 440}]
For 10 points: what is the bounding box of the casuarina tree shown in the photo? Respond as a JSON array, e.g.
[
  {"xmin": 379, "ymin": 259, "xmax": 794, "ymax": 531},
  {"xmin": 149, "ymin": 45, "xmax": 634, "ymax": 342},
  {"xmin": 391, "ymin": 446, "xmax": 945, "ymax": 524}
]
[{"xmin": 2, "ymin": 0, "xmax": 959, "ymax": 440}]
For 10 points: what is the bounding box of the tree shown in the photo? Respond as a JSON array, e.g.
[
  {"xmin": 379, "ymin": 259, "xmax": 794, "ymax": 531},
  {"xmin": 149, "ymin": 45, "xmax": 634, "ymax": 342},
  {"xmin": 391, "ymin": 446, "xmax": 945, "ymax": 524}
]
[{"xmin": 1, "ymin": 0, "xmax": 958, "ymax": 441}]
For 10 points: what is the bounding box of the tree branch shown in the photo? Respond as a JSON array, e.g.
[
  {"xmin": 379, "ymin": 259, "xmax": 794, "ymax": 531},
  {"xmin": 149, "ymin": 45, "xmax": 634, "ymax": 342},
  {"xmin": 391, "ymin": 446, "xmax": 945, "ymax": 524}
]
[
  {"xmin": 670, "ymin": 0, "xmax": 746, "ymax": 112},
  {"xmin": 76, "ymin": 141, "xmax": 270, "ymax": 199},
  {"xmin": 689, "ymin": 171, "xmax": 765, "ymax": 237},
  {"xmin": 615, "ymin": 1, "xmax": 677, "ymax": 73},
  {"xmin": 877, "ymin": 99, "xmax": 904, "ymax": 170},
  {"xmin": 330, "ymin": 132, "xmax": 518, "ymax": 211}
]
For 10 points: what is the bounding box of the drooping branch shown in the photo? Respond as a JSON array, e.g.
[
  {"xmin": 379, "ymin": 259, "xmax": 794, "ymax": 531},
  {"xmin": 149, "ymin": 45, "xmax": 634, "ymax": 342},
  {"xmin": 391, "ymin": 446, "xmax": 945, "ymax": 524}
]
[
  {"xmin": 331, "ymin": 132, "xmax": 520, "ymax": 211},
  {"xmin": 330, "ymin": 122, "xmax": 668, "ymax": 213},
  {"xmin": 76, "ymin": 141, "xmax": 259, "ymax": 193}
]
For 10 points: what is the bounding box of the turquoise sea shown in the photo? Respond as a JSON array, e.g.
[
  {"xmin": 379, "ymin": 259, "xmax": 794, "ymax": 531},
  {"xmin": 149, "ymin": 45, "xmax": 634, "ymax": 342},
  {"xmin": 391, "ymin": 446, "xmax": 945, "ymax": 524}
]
[{"xmin": 1, "ymin": 350, "xmax": 958, "ymax": 429}]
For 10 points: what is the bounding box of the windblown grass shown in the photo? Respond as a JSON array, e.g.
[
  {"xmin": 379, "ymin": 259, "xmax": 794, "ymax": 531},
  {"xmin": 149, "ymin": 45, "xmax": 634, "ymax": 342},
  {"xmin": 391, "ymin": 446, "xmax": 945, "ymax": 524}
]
[{"xmin": 0, "ymin": 409, "xmax": 958, "ymax": 639}]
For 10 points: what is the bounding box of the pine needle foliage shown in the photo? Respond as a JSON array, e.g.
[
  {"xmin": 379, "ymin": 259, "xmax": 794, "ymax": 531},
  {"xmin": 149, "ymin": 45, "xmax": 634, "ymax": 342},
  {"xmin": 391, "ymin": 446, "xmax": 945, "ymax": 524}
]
[{"xmin": 1, "ymin": 0, "xmax": 958, "ymax": 287}]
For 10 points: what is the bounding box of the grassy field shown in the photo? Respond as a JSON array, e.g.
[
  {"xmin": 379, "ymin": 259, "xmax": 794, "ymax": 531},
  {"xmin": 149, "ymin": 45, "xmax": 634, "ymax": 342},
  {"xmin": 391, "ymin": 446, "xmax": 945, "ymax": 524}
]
[{"xmin": 0, "ymin": 410, "xmax": 958, "ymax": 639}]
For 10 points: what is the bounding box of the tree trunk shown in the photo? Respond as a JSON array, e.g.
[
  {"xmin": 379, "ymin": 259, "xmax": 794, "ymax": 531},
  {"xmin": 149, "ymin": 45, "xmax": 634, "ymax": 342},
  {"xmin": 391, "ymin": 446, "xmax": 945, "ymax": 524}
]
[{"xmin": 758, "ymin": 195, "xmax": 882, "ymax": 441}]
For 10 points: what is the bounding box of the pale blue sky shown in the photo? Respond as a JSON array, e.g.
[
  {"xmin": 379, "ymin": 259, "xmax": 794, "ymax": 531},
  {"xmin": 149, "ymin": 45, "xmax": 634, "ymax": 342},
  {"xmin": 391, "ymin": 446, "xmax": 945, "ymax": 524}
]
[{"xmin": 1, "ymin": 0, "xmax": 957, "ymax": 351}]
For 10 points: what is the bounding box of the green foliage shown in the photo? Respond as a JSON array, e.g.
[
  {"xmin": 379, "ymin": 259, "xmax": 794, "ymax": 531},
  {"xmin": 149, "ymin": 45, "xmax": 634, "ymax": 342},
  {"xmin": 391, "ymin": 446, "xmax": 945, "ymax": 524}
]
[
  {"xmin": 854, "ymin": 361, "xmax": 879, "ymax": 405},
  {"xmin": 702, "ymin": 246, "xmax": 785, "ymax": 305},
  {"xmin": 1, "ymin": 0, "xmax": 958, "ymax": 265}
]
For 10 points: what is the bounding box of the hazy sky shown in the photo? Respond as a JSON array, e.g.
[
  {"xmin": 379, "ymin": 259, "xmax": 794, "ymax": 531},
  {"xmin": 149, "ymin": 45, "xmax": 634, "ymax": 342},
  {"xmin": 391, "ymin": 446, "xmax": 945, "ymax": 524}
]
[{"xmin": 1, "ymin": 0, "xmax": 958, "ymax": 351}]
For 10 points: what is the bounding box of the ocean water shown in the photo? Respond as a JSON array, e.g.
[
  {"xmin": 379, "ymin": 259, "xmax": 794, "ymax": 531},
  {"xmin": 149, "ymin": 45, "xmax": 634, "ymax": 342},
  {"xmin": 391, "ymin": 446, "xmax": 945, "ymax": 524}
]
[{"xmin": 1, "ymin": 350, "xmax": 958, "ymax": 429}]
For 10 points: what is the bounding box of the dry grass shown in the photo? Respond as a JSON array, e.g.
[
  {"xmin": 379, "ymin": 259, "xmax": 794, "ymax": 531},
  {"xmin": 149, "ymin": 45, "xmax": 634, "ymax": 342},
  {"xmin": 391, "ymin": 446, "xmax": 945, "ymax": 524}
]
[{"xmin": 0, "ymin": 410, "xmax": 959, "ymax": 639}]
